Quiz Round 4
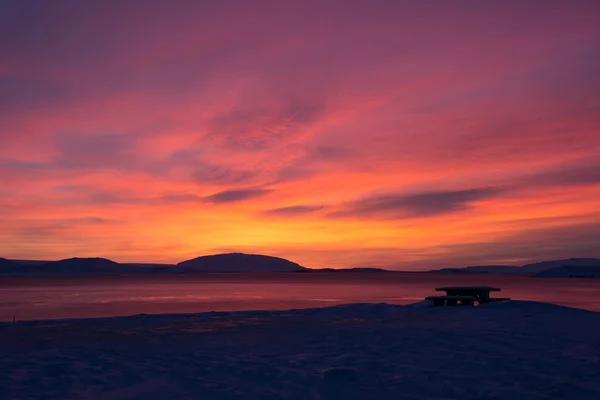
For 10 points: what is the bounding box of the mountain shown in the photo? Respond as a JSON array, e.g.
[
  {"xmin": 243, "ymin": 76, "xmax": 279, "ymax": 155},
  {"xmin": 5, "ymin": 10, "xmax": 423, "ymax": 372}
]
[
  {"xmin": 2, "ymin": 254, "xmax": 308, "ymax": 275},
  {"xmin": 520, "ymin": 258, "xmax": 600, "ymax": 274},
  {"xmin": 0, "ymin": 258, "xmax": 173, "ymax": 275},
  {"xmin": 531, "ymin": 265, "xmax": 600, "ymax": 278},
  {"xmin": 430, "ymin": 265, "xmax": 521, "ymax": 274},
  {"xmin": 9, "ymin": 259, "xmax": 51, "ymax": 265},
  {"xmin": 0, "ymin": 257, "xmax": 17, "ymax": 266},
  {"xmin": 0, "ymin": 257, "xmax": 25, "ymax": 274},
  {"xmin": 429, "ymin": 258, "xmax": 600, "ymax": 275},
  {"xmin": 5, "ymin": 254, "xmax": 600, "ymax": 276},
  {"xmin": 175, "ymin": 253, "xmax": 308, "ymax": 273},
  {"xmin": 34, "ymin": 257, "xmax": 124, "ymax": 275}
]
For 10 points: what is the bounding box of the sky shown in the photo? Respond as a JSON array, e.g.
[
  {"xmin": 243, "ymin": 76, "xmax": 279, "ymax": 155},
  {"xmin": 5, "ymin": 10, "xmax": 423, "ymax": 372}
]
[{"xmin": 1, "ymin": 1, "xmax": 600, "ymax": 269}]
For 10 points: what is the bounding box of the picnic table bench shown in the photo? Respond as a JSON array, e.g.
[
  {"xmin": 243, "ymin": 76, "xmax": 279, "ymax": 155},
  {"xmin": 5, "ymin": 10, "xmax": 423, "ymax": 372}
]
[{"xmin": 426, "ymin": 286, "xmax": 510, "ymax": 306}]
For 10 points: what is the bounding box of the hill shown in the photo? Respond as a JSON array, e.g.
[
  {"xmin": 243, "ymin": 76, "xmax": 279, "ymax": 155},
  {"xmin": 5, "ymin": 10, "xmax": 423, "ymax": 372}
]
[
  {"xmin": 34, "ymin": 257, "xmax": 125, "ymax": 275},
  {"xmin": 0, "ymin": 257, "xmax": 25, "ymax": 274},
  {"xmin": 175, "ymin": 253, "xmax": 308, "ymax": 273},
  {"xmin": 0, "ymin": 257, "xmax": 18, "ymax": 266},
  {"xmin": 521, "ymin": 258, "xmax": 600, "ymax": 274},
  {"xmin": 429, "ymin": 258, "xmax": 600, "ymax": 275},
  {"xmin": 531, "ymin": 265, "xmax": 600, "ymax": 279},
  {"xmin": 430, "ymin": 265, "xmax": 521, "ymax": 274},
  {"xmin": 9, "ymin": 259, "xmax": 50, "ymax": 265}
]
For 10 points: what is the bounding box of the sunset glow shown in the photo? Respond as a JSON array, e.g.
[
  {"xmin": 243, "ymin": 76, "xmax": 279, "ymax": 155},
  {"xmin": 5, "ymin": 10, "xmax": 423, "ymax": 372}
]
[{"xmin": 2, "ymin": 1, "xmax": 600, "ymax": 269}]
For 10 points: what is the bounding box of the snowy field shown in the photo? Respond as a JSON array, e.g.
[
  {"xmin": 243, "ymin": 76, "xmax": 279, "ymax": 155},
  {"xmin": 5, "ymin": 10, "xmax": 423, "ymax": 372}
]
[{"xmin": 1, "ymin": 301, "xmax": 600, "ymax": 400}]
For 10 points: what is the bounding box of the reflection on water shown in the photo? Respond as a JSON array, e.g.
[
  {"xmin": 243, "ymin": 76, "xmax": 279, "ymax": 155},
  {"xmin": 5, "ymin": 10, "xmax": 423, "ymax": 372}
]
[{"xmin": 1, "ymin": 273, "xmax": 599, "ymax": 321}]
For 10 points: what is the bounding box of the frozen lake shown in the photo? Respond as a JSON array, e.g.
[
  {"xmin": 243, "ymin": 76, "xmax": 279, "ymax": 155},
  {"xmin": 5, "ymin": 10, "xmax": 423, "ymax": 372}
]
[{"xmin": 2, "ymin": 273, "xmax": 600, "ymax": 321}]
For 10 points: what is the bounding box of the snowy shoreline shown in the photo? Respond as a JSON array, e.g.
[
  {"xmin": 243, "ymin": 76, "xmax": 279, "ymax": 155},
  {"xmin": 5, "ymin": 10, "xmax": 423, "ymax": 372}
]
[{"xmin": 1, "ymin": 301, "xmax": 600, "ymax": 399}]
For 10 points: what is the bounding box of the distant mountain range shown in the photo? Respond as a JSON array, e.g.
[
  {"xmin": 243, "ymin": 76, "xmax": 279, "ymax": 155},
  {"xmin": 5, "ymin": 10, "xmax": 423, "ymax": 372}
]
[
  {"xmin": 431, "ymin": 265, "xmax": 524, "ymax": 274},
  {"xmin": 429, "ymin": 258, "xmax": 600, "ymax": 277},
  {"xmin": 530, "ymin": 265, "xmax": 600, "ymax": 279},
  {"xmin": 1, "ymin": 255, "xmax": 599, "ymax": 277},
  {"xmin": 0, "ymin": 254, "xmax": 307, "ymax": 275},
  {"xmin": 0, "ymin": 257, "xmax": 166, "ymax": 275}
]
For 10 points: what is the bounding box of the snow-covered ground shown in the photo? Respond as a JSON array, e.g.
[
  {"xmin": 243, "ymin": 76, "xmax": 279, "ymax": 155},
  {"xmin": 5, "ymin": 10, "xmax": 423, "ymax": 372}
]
[{"xmin": 1, "ymin": 301, "xmax": 599, "ymax": 400}]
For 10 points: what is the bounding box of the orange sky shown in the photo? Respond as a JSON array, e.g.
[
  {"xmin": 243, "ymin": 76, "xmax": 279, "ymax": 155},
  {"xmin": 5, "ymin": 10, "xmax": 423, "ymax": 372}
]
[{"xmin": 1, "ymin": 1, "xmax": 600, "ymax": 269}]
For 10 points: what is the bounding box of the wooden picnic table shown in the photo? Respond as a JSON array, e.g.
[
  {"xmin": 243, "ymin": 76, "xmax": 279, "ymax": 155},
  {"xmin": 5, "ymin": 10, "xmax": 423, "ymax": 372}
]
[
  {"xmin": 426, "ymin": 286, "xmax": 510, "ymax": 306},
  {"xmin": 436, "ymin": 286, "xmax": 500, "ymax": 303}
]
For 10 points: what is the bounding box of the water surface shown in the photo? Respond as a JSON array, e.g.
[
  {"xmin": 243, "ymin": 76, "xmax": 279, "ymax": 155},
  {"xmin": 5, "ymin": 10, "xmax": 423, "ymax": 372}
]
[{"xmin": 1, "ymin": 273, "xmax": 599, "ymax": 321}]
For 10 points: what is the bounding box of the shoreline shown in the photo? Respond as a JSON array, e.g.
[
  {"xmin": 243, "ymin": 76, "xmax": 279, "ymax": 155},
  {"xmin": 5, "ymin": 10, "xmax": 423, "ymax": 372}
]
[{"xmin": 2, "ymin": 299, "xmax": 598, "ymax": 325}]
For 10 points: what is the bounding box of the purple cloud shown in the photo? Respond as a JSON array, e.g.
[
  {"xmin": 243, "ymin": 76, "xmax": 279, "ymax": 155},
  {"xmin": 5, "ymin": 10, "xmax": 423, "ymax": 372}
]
[
  {"xmin": 203, "ymin": 188, "xmax": 272, "ymax": 203},
  {"xmin": 330, "ymin": 188, "xmax": 502, "ymax": 219},
  {"xmin": 264, "ymin": 205, "xmax": 323, "ymax": 216}
]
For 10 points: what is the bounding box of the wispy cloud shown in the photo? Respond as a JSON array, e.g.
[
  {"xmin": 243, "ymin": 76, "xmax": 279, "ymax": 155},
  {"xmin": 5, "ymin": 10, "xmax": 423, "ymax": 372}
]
[
  {"xmin": 192, "ymin": 162, "xmax": 256, "ymax": 185},
  {"xmin": 330, "ymin": 188, "xmax": 503, "ymax": 219},
  {"xmin": 203, "ymin": 188, "xmax": 272, "ymax": 203},
  {"xmin": 263, "ymin": 205, "xmax": 323, "ymax": 216},
  {"xmin": 524, "ymin": 160, "xmax": 600, "ymax": 188},
  {"xmin": 207, "ymin": 102, "xmax": 323, "ymax": 151}
]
